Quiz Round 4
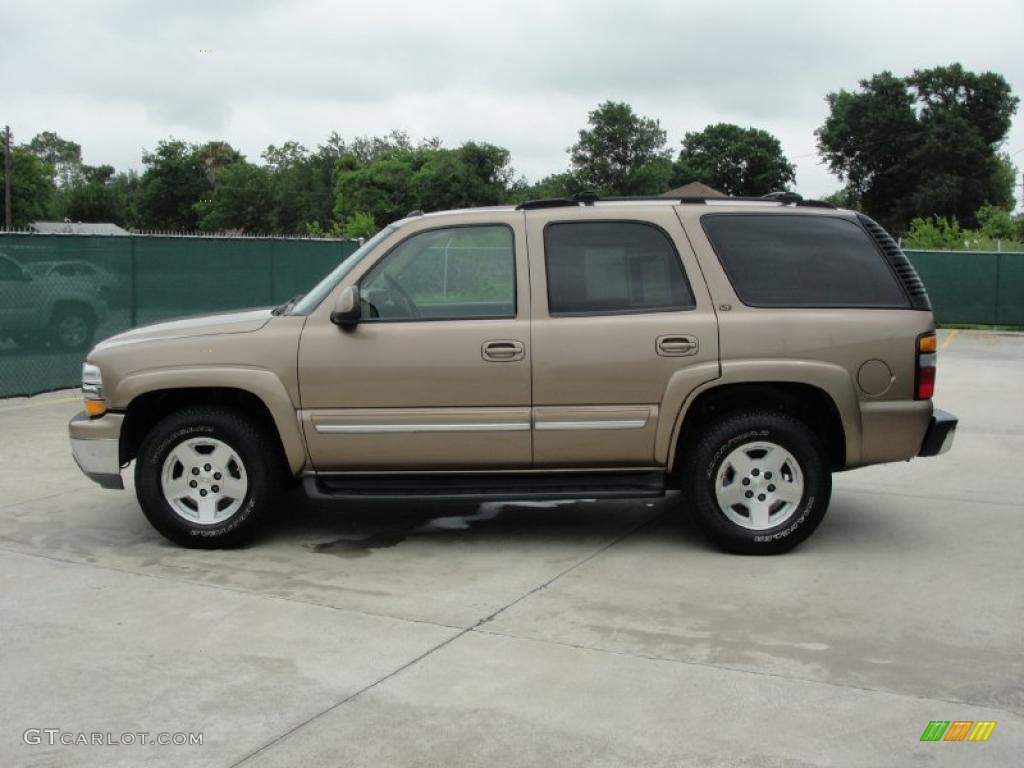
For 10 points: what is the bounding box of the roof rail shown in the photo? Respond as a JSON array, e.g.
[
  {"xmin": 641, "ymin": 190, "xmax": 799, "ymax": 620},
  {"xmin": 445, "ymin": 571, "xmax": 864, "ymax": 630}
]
[{"xmin": 516, "ymin": 192, "xmax": 834, "ymax": 211}]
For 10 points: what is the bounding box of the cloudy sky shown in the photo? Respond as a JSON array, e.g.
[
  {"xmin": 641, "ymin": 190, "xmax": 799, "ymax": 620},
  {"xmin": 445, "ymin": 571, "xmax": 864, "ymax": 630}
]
[{"xmin": 4, "ymin": 0, "xmax": 1023, "ymax": 201}]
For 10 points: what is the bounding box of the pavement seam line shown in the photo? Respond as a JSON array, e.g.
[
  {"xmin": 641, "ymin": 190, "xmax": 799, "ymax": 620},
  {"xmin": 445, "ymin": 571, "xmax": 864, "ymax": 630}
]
[
  {"xmin": 0, "ymin": 487, "xmax": 86, "ymax": 513},
  {"xmin": 0, "ymin": 544, "xmax": 466, "ymax": 633},
  {"xmin": 470, "ymin": 626, "xmax": 1024, "ymax": 718},
  {"xmin": 837, "ymin": 485, "xmax": 1020, "ymax": 509},
  {"xmin": 228, "ymin": 509, "xmax": 664, "ymax": 766}
]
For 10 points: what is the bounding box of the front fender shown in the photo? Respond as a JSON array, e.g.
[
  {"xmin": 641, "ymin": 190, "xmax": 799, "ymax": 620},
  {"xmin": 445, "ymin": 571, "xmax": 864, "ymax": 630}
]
[{"xmin": 112, "ymin": 367, "xmax": 306, "ymax": 474}]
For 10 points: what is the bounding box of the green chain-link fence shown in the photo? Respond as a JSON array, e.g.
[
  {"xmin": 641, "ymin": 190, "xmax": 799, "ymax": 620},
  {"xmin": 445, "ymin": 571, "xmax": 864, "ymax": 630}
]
[
  {"xmin": 0, "ymin": 235, "xmax": 1020, "ymax": 398},
  {"xmin": 0, "ymin": 233, "xmax": 359, "ymax": 398}
]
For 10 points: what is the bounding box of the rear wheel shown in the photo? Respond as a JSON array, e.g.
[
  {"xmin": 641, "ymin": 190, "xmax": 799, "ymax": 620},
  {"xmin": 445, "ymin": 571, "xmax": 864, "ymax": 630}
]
[
  {"xmin": 135, "ymin": 407, "xmax": 283, "ymax": 548},
  {"xmin": 682, "ymin": 410, "xmax": 831, "ymax": 554}
]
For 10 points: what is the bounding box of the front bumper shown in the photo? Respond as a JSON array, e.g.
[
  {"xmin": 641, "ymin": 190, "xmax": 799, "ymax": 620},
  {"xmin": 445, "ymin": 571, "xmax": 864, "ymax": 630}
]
[
  {"xmin": 69, "ymin": 412, "xmax": 125, "ymax": 489},
  {"xmin": 918, "ymin": 408, "xmax": 958, "ymax": 457}
]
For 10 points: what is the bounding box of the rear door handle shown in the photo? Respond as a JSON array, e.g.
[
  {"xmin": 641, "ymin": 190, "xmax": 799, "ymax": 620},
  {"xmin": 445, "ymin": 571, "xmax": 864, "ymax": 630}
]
[
  {"xmin": 482, "ymin": 339, "xmax": 525, "ymax": 362},
  {"xmin": 656, "ymin": 335, "xmax": 698, "ymax": 357}
]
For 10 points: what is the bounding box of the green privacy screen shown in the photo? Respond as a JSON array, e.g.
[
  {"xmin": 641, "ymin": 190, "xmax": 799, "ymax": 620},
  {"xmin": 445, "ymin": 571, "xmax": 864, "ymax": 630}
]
[
  {"xmin": 0, "ymin": 233, "xmax": 359, "ymax": 398},
  {"xmin": 905, "ymin": 250, "xmax": 1024, "ymax": 326},
  {"xmin": 0, "ymin": 234, "xmax": 1020, "ymax": 399}
]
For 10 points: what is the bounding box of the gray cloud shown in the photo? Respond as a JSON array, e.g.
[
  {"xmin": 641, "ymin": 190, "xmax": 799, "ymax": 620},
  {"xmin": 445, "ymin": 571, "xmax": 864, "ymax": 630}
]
[{"xmin": 3, "ymin": 0, "xmax": 1023, "ymax": 200}]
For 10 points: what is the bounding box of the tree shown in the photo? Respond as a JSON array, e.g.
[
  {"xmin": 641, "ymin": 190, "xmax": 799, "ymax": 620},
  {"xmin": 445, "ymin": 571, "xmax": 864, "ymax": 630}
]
[
  {"xmin": 332, "ymin": 136, "xmax": 520, "ymax": 227},
  {"xmin": 673, "ymin": 123, "xmax": 795, "ymax": 196},
  {"xmin": 59, "ymin": 165, "xmax": 130, "ymax": 224},
  {"xmin": 27, "ymin": 131, "xmax": 83, "ymax": 187},
  {"xmin": 568, "ymin": 102, "xmax": 673, "ymax": 195},
  {"xmin": 341, "ymin": 211, "xmax": 377, "ymax": 239},
  {"xmin": 0, "ymin": 146, "xmax": 55, "ymax": 226},
  {"xmin": 817, "ymin": 64, "xmax": 1019, "ymax": 234},
  {"xmin": 135, "ymin": 139, "xmax": 211, "ymax": 230},
  {"xmin": 197, "ymin": 162, "xmax": 274, "ymax": 233}
]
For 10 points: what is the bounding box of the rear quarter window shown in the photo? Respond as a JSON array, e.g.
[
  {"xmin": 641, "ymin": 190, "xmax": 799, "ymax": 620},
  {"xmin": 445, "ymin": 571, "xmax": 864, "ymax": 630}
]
[{"xmin": 701, "ymin": 214, "xmax": 910, "ymax": 308}]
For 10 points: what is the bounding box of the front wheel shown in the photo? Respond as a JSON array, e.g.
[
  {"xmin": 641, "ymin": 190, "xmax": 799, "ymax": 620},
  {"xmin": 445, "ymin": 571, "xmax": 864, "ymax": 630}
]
[
  {"xmin": 135, "ymin": 407, "xmax": 283, "ymax": 548},
  {"xmin": 681, "ymin": 410, "xmax": 832, "ymax": 554}
]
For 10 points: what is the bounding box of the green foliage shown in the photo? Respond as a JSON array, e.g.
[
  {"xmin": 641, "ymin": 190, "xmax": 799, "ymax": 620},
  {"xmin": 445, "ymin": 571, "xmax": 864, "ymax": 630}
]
[
  {"xmin": 27, "ymin": 131, "xmax": 83, "ymax": 187},
  {"xmin": 817, "ymin": 63, "xmax": 1019, "ymax": 234},
  {"xmin": 341, "ymin": 211, "xmax": 377, "ymax": 239},
  {"xmin": 673, "ymin": 123, "xmax": 795, "ymax": 196},
  {"xmin": 568, "ymin": 101, "xmax": 673, "ymax": 195},
  {"xmin": 904, "ymin": 205, "xmax": 1024, "ymax": 251},
  {"xmin": 304, "ymin": 220, "xmax": 347, "ymax": 238},
  {"xmin": 332, "ymin": 138, "xmax": 517, "ymax": 226},
  {"xmin": 197, "ymin": 162, "xmax": 274, "ymax": 233},
  {"xmin": 821, "ymin": 188, "xmax": 862, "ymax": 210},
  {"xmin": 0, "ymin": 146, "xmax": 55, "ymax": 226},
  {"xmin": 136, "ymin": 139, "xmax": 211, "ymax": 230}
]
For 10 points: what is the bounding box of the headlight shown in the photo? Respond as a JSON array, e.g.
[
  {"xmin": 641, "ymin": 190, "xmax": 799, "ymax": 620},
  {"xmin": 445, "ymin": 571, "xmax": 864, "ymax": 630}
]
[{"xmin": 82, "ymin": 363, "xmax": 106, "ymax": 416}]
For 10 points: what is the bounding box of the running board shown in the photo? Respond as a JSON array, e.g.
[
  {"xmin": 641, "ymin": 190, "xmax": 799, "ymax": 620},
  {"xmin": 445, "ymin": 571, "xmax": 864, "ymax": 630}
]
[{"xmin": 304, "ymin": 470, "xmax": 666, "ymax": 502}]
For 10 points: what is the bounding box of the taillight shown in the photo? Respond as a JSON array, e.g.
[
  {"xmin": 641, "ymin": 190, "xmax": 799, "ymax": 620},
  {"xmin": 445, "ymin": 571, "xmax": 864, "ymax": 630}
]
[{"xmin": 916, "ymin": 332, "xmax": 937, "ymax": 400}]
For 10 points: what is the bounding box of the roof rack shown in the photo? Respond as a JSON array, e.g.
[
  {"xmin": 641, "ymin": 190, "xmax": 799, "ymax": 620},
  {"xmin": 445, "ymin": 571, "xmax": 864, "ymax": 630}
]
[{"xmin": 516, "ymin": 192, "xmax": 835, "ymax": 211}]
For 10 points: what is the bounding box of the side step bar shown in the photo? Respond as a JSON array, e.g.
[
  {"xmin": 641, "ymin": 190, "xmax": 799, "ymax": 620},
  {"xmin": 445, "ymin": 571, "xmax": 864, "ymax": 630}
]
[{"xmin": 304, "ymin": 470, "xmax": 667, "ymax": 502}]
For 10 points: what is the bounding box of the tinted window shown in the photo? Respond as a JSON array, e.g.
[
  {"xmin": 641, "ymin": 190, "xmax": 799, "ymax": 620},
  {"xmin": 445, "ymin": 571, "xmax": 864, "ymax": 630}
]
[
  {"xmin": 544, "ymin": 222, "xmax": 695, "ymax": 315},
  {"xmin": 361, "ymin": 225, "xmax": 515, "ymax": 320},
  {"xmin": 702, "ymin": 214, "xmax": 909, "ymax": 308}
]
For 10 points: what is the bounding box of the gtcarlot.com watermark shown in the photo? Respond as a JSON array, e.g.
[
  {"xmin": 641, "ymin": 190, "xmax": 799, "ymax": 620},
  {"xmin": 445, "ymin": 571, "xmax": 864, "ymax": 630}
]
[{"xmin": 24, "ymin": 729, "xmax": 203, "ymax": 747}]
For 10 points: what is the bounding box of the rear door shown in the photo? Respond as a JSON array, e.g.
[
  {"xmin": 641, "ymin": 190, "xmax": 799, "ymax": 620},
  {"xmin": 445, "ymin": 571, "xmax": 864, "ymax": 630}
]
[{"xmin": 525, "ymin": 204, "xmax": 720, "ymax": 467}]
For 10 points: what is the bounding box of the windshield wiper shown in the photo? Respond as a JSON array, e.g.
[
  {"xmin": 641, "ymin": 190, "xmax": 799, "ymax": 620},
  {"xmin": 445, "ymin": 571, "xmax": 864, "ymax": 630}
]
[{"xmin": 271, "ymin": 293, "xmax": 305, "ymax": 316}]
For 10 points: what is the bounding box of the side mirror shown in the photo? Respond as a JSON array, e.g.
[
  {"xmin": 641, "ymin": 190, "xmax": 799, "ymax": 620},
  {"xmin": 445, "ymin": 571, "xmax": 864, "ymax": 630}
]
[{"xmin": 330, "ymin": 285, "xmax": 361, "ymax": 327}]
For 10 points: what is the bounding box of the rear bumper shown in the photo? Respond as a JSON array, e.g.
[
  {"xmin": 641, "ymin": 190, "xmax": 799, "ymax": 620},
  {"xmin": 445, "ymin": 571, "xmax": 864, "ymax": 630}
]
[
  {"xmin": 69, "ymin": 412, "xmax": 124, "ymax": 489},
  {"xmin": 918, "ymin": 408, "xmax": 958, "ymax": 457}
]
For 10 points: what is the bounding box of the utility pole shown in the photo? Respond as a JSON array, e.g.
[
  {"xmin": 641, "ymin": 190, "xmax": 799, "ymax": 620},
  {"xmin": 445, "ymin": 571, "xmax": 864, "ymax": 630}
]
[{"xmin": 3, "ymin": 126, "xmax": 11, "ymax": 230}]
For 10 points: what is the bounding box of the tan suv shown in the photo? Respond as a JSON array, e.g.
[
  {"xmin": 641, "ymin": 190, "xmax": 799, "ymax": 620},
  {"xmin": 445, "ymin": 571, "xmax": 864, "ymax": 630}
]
[{"xmin": 68, "ymin": 193, "xmax": 957, "ymax": 553}]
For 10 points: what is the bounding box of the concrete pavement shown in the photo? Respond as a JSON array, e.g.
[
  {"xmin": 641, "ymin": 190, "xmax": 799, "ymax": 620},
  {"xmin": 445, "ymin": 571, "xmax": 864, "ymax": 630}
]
[{"xmin": 0, "ymin": 329, "xmax": 1021, "ymax": 767}]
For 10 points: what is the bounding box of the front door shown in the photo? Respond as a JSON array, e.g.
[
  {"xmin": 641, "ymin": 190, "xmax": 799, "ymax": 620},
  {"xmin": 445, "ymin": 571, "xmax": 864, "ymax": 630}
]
[
  {"xmin": 298, "ymin": 217, "xmax": 532, "ymax": 470},
  {"xmin": 525, "ymin": 206, "xmax": 720, "ymax": 467}
]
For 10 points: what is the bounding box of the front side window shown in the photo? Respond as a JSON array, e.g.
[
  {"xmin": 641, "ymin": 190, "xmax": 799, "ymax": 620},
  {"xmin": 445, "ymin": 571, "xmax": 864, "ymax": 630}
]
[
  {"xmin": 360, "ymin": 225, "xmax": 515, "ymax": 320},
  {"xmin": 702, "ymin": 214, "xmax": 910, "ymax": 308},
  {"xmin": 544, "ymin": 221, "xmax": 695, "ymax": 315}
]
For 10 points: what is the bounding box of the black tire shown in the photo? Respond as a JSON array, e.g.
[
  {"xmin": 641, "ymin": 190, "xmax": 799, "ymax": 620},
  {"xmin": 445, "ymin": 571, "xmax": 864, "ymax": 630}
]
[
  {"xmin": 681, "ymin": 410, "xmax": 832, "ymax": 555},
  {"xmin": 135, "ymin": 407, "xmax": 283, "ymax": 548},
  {"xmin": 48, "ymin": 305, "xmax": 96, "ymax": 352}
]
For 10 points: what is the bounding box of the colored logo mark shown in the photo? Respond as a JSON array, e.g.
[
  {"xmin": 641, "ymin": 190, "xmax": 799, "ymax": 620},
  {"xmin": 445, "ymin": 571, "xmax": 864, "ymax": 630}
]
[{"xmin": 920, "ymin": 720, "xmax": 996, "ymax": 742}]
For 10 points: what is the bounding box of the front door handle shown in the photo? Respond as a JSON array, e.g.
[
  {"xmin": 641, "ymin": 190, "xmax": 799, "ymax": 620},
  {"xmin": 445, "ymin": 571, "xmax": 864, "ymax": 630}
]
[
  {"xmin": 482, "ymin": 339, "xmax": 525, "ymax": 362},
  {"xmin": 656, "ymin": 335, "xmax": 698, "ymax": 357}
]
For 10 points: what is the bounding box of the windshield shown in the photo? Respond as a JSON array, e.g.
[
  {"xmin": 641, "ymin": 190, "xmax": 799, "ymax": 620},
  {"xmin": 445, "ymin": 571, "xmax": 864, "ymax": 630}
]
[{"xmin": 289, "ymin": 226, "xmax": 396, "ymax": 315}]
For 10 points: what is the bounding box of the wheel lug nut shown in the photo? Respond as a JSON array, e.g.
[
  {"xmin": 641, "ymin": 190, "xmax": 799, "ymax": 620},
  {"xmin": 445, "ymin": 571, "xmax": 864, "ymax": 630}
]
[
  {"xmin": 742, "ymin": 478, "xmax": 750, "ymax": 486},
  {"xmin": 745, "ymin": 491, "xmax": 753, "ymax": 499},
  {"xmin": 767, "ymin": 484, "xmax": 776, "ymax": 492},
  {"xmin": 212, "ymin": 485, "xmax": 219, "ymax": 493},
  {"xmin": 751, "ymin": 469, "xmax": 760, "ymax": 476},
  {"xmin": 204, "ymin": 464, "xmax": 212, "ymax": 472},
  {"xmin": 757, "ymin": 494, "xmax": 766, "ymax": 501},
  {"xmin": 765, "ymin": 472, "xmax": 773, "ymax": 479},
  {"xmin": 189, "ymin": 480, "xmax": 197, "ymax": 488},
  {"xmin": 191, "ymin": 467, "xmax": 199, "ymax": 475},
  {"xmin": 214, "ymin": 472, "xmax": 222, "ymax": 480},
  {"xmin": 199, "ymin": 489, "xmax": 207, "ymax": 497}
]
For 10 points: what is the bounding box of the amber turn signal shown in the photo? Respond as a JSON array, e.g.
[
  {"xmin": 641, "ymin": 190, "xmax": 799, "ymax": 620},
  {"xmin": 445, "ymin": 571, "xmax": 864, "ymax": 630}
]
[
  {"xmin": 84, "ymin": 400, "xmax": 107, "ymax": 416},
  {"xmin": 918, "ymin": 333, "xmax": 937, "ymax": 353}
]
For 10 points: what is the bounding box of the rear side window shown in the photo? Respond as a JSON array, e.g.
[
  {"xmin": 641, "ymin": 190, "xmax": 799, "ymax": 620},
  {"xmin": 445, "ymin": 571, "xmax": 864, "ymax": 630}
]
[
  {"xmin": 702, "ymin": 214, "xmax": 909, "ymax": 308},
  {"xmin": 544, "ymin": 221, "xmax": 695, "ymax": 315}
]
